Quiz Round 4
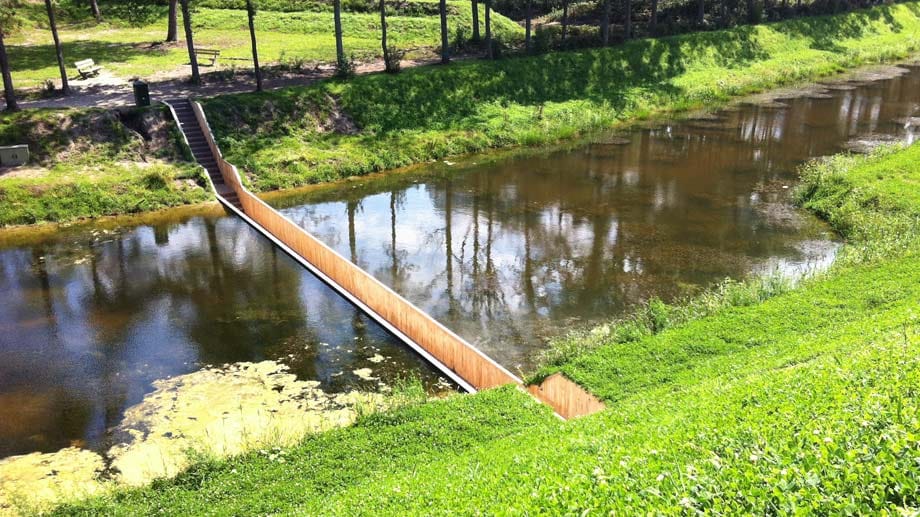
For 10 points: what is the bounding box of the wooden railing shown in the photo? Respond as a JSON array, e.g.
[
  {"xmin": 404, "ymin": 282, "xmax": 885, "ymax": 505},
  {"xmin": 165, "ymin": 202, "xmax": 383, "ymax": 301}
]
[{"xmin": 189, "ymin": 102, "xmax": 521, "ymax": 392}]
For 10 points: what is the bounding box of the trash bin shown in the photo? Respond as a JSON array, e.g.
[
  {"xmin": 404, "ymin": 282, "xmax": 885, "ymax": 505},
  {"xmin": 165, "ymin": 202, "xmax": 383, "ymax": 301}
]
[{"xmin": 133, "ymin": 80, "xmax": 150, "ymax": 107}]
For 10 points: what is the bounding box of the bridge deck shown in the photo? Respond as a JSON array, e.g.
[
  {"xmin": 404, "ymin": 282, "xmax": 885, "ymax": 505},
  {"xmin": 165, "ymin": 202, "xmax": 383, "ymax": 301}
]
[{"xmin": 165, "ymin": 98, "xmax": 604, "ymax": 418}]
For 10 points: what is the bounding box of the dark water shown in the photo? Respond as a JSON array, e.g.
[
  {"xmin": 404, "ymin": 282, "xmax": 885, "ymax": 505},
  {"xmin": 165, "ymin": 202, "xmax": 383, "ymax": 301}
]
[
  {"xmin": 1, "ymin": 65, "xmax": 918, "ymax": 459},
  {"xmin": 0, "ymin": 215, "xmax": 448, "ymax": 457},
  {"xmin": 270, "ymin": 65, "xmax": 919, "ymax": 370}
]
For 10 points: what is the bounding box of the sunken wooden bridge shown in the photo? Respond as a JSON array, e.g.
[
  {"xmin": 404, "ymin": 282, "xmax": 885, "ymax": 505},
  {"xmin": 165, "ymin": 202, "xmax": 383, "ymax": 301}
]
[{"xmin": 165, "ymin": 98, "xmax": 604, "ymax": 419}]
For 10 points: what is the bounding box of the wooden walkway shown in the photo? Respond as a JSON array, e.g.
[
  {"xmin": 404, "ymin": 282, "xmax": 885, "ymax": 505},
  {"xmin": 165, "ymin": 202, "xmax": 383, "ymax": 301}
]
[{"xmin": 165, "ymin": 98, "xmax": 604, "ymax": 418}]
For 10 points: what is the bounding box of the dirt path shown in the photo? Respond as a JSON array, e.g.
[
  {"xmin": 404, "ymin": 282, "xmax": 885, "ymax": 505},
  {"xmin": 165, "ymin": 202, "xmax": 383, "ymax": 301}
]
[{"xmin": 2, "ymin": 56, "xmax": 450, "ymax": 111}]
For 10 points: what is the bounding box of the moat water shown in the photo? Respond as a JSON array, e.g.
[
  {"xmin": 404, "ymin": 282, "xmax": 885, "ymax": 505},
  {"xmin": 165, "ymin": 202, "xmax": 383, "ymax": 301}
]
[{"xmin": 1, "ymin": 64, "xmax": 918, "ymax": 458}]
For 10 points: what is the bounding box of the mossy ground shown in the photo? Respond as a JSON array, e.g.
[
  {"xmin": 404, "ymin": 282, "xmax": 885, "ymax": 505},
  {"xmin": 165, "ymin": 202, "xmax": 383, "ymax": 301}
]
[
  {"xmin": 54, "ymin": 144, "xmax": 920, "ymax": 512},
  {"xmin": 0, "ymin": 106, "xmax": 209, "ymax": 227}
]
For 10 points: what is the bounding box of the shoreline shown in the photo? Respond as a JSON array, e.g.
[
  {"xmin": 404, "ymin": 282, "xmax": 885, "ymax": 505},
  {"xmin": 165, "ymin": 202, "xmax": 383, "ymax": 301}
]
[{"xmin": 1, "ymin": 57, "xmax": 916, "ymax": 241}]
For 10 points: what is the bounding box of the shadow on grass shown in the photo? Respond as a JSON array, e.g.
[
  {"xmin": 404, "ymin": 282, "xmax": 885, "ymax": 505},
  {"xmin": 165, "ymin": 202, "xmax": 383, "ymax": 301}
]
[
  {"xmin": 334, "ymin": 24, "xmax": 772, "ymax": 133},
  {"xmin": 9, "ymin": 40, "xmax": 173, "ymax": 77},
  {"xmin": 771, "ymin": 4, "xmax": 910, "ymax": 53}
]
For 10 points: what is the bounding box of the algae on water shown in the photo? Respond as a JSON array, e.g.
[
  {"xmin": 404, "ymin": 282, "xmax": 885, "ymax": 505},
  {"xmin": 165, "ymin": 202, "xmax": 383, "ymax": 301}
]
[{"xmin": 0, "ymin": 361, "xmax": 382, "ymax": 514}]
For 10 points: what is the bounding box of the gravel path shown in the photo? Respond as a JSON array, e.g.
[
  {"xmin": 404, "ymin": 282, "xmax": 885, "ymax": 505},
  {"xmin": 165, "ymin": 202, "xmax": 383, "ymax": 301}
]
[{"xmin": 2, "ymin": 57, "xmax": 445, "ymax": 110}]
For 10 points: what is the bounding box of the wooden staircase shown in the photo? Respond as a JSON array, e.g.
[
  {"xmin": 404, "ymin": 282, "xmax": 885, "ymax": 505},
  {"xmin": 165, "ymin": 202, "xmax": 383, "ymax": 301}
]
[{"xmin": 166, "ymin": 98, "xmax": 243, "ymax": 210}]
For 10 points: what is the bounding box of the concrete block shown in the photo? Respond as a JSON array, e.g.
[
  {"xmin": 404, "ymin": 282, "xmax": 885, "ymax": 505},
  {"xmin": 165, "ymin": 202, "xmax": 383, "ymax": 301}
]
[{"xmin": 0, "ymin": 145, "xmax": 29, "ymax": 167}]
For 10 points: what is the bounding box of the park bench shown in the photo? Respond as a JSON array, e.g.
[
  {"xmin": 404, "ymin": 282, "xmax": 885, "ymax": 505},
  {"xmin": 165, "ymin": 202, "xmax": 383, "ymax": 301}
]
[
  {"xmin": 194, "ymin": 48, "xmax": 221, "ymax": 66},
  {"xmin": 74, "ymin": 58, "xmax": 103, "ymax": 79}
]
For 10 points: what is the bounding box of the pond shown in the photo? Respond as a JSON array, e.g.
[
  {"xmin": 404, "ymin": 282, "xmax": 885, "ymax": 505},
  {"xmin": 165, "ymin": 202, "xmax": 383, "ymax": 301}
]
[
  {"xmin": 268, "ymin": 65, "xmax": 919, "ymax": 371},
  {"xmin": 1, "ymin": 64, "xmax": 918, "ymax": 460}
]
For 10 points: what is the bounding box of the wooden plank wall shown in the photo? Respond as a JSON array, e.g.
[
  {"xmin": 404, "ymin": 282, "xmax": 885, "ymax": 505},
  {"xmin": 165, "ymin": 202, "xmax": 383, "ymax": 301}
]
[
  {"xmin": 190, "ymin": 103, "xmax": 521, "ymax": 391},
  {"xmin": 528, "ymin": 373, "xmax": 607, "ymax": 420}
]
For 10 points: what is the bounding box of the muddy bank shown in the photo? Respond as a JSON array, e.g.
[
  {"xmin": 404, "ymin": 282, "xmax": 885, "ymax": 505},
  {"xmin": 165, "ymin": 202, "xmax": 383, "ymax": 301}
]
[{"xmin": 0, "ymin": 361, "xmax": 382, "ymax": 514}]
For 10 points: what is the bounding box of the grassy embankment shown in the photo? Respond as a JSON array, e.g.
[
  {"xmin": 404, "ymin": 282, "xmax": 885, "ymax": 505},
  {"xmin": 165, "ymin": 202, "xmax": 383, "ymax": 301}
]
[
  {"xmin": 7, "ymin": 0, "xmax": 522, "ymax": 89},
  {"xmin": 3, "ymin": 4, "xmax": 918, "ymax": 226},
  {"xmin": 204, "ymin": 2, "xmax": 920, "ymax": 191},
  {"xmin": 0, "ymin": 107, "xmax": 209, "ymax": 226},
  {"xmin": 55, "ymin": 142, "xmax": 920, "ymax": 512}
]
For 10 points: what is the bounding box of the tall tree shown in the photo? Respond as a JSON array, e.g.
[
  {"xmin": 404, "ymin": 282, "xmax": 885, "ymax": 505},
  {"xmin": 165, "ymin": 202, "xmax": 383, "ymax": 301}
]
[
  {"xmin": 333, "ymin": 0, "xmax": 346, "ymax": 72},
  {"xmin": 600, "ymin": 0, "xmax": 610, "ymax": 45},
  {"xmin": 484, "ymin": 0, "xmax": 493, "ymax": 58},
  {"xmin": 380, "ymin": 0, "xmax": 395, "ymax": 72},
  {"xmin": 561, "ymin": 0, "xmax": 569, "ymax": 43},
  {"xmin": 471, "ymin": 0, "xmax": 480, "ymax": 41},
  {"xmin": 697, "ymin": 0, "xmax": 705, "ymax": 25},
  {"xmin": 245, "ymin": 0, "xmax": 262, "ymax": 91},
  {"xmin": 0, "ymin": 11, "xmax": 17, "ymax": 112},
  {"xmin": 439, "ymin": 0, "xmax": 450, "ymax": 64},
  {"xmin": 525, "ymin": 0, "xmax": 533, "ymax": 51},
  {"xmin": 623, "ymin": 0, "xmax": 631, "ymax": 39},
  {"xmin": 650, "ymin": 0, "xmax": 658, "ymax": 33},
  {"xmin": 166, "ymin": 0, "xmax": 178, "ymax": 42},
  {"xmin": 44, "ymin": 0, "xmax": 70, "ymax": 95},
  {"xmin": 89, "ymin": 0, "xmax": 101, "ymax": 21},
  {"xmin": 180, "ymin": 0, "xmax": 200, "ymax": 84}
]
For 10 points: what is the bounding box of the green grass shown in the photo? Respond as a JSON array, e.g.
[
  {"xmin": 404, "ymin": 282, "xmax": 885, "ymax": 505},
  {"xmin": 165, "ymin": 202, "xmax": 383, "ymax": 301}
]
[
  {"xmin": 0, "ymin": 106, "xmax": 209, "ymax": 226},
  {"xmin": 5, "ymin": 4, "xmax": 918, "ymax": 226},
  {"xmin": 7, "ymin": 3, "xmax": 523, "ymax": 89},
  {"xmin": 201, "ymin": 2, "xmax": 920, "ymax": 191},
  {"xmin": 54, "ymin": 141, "xmax": 920, "ymax": 512}
]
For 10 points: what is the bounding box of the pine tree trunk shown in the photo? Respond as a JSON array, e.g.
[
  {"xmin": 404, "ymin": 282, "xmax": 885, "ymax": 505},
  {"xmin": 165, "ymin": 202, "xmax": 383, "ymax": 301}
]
[
  {"xmin": 650, "ymin": 0, "xmax": 658, "ymax": 33},
  {"xmin": 601, "ymin": 0, "xmax": 610, "ymax": 45},
  {"xmin": 484, "ymin": 0, "xmax": 493, "ymax": 58},
  {"xmin": 439, "ymin": 0, "xmax": 450, "ymax": 64},
  {"xmin": 561, "ymin": 0, "xmax": 569, "ymax": 43},
  {"xmin": 334, "ymin": 0, "xmax": 345, "ymax": 71},
  {"xmin": 166, "ymin": 0, "xmax": 178, "ymax": 42},
  {"xmin": 45, "ymin": 0, "xmax": 70, "ymax": 95},
  {"xmin": 180, "ymin": 0, "xmax": 200, "ymax": 84},
  {"xmin": 246, "ymin": 0, "xmax": 262, "ymax": 92},
  {"xmin": 89, "ymin": 0, "xmax": 101, "ymax": 21},
  {"xmin": 747, "ymin": 0, "xmax": 756, "ymax": 22},
  {"xmin": 698, "ymin": 0, "xmax": 705, "ymax": 25},
  {"xmin": 0, "ymin": 30, "xmax": 17, "ymax": 112},
  {"xmin": 525, "ymin": 0, "xmax": 533, "ymax": 51}
]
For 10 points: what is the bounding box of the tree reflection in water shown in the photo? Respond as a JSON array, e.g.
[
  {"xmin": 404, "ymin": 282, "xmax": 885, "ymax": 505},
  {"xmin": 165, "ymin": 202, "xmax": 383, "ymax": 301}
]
[
  {"xmin": 273, "ymin": 67, "xmax": 919, "ymax": 371},
  {"xmin": 0, "ymin": 216, "xmax": 444, "ymax": 457}
]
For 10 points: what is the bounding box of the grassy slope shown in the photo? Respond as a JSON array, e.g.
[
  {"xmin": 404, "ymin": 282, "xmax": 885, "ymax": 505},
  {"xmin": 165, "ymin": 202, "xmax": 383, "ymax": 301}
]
[
  {"xmin": 4, "ymin": 5, "xmax": 917, "ymax": 227},
  {"xmin": 58, "ymin": 141, "xmax": 920, "ymax": 513},
  {"xmin": 0, "ymin": 107, "xmax": 209, "ymax": 226},
  {"xmin": 203, "ymin": 2, "xmax": 920, "ymax": 191},
  {"xmin": 7, "ymin": 4, "xmax": 522, "ymax": 89}
]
